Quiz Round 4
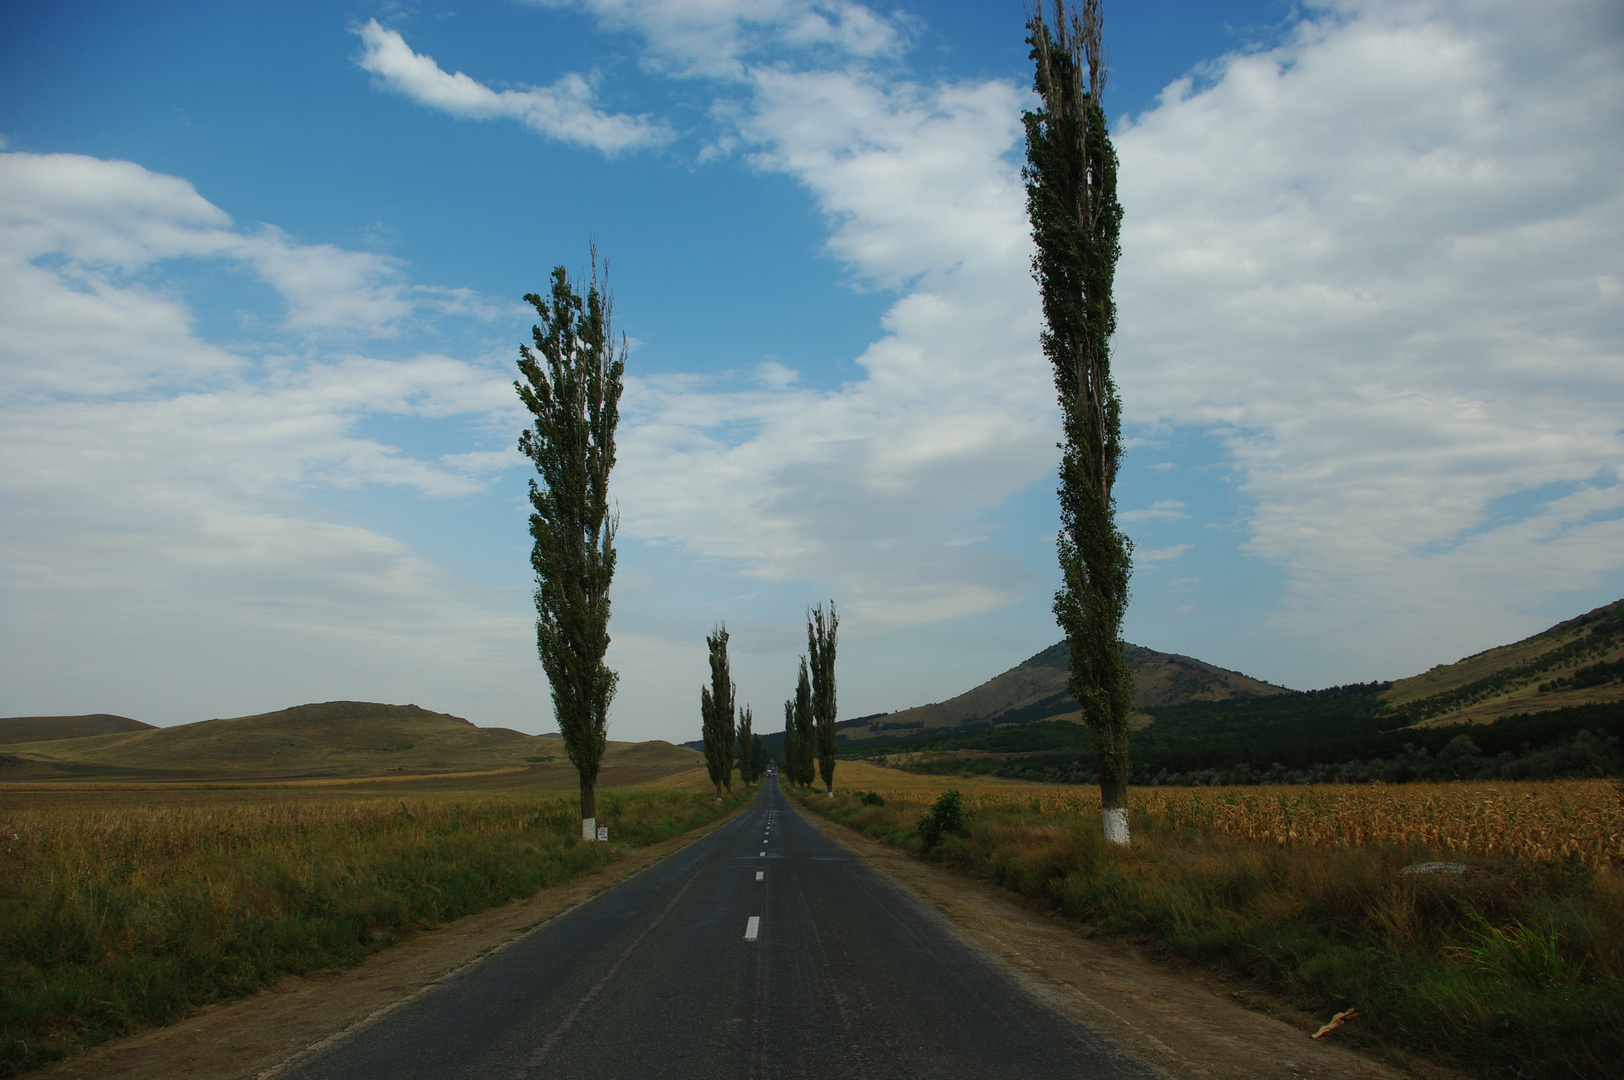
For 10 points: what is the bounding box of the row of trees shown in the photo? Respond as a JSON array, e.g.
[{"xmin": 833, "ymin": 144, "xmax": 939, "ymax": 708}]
[
  {"xmin": 780, "ymin": 603, "xmax": 838, "ymax": 794},
  {"xmin": 512, "ymin": 254, "xmax": 839, "ymax": 830},
  {"xmin": 702, "ymin": 602, "xmax": 839, "ymax": 796},
  {"xmin": 522, "ymin": 0, "xmax": 1133, "ymax": 846},
  {"xmin": 699, "ymin": 624, "xmax": 769, "ymax": 797}
]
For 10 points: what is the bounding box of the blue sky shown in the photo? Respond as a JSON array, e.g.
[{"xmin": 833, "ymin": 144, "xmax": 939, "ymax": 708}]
[{"xmin": 2, "ymin": 0, "xmax": 1620, "ymax": 740}]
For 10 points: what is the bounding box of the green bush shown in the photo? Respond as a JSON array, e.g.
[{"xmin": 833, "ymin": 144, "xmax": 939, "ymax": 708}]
[{"xmin": 917, "ymin": 789, "xmax": 966, "ymax": 849}]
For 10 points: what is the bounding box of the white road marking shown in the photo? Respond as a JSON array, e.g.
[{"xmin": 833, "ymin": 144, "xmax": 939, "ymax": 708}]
[
  {"xmin": 755, "ymin": 871, "xmax": 764, "ymax": 881},
  {"xmin": 745, "ymin": 916, "xmax": 760, "ymax": 941},
  {"xmin": 759, "ymin": 851, "xmax": 765, "ymax": 856}
]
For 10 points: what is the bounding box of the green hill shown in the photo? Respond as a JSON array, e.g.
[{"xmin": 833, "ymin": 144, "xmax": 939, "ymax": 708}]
[{"xmin": 1383, "ymin": 598, "xmax": 1624, "ymax": 724}]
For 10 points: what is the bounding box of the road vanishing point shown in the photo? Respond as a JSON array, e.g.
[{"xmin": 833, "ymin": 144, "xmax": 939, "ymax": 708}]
[{"xmin": 277, "ymin": 777, "xmax": 1155, "ymax": 1080}]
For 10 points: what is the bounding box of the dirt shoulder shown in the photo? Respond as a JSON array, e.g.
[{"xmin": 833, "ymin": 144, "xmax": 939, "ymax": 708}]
[
  {"xmin": 21, "ymin": 806, "xmax": 748, "ymax": 1080},
  {"xmin": 789, "ymin": 798, "xmax": 1463, "ymax": 1080}
]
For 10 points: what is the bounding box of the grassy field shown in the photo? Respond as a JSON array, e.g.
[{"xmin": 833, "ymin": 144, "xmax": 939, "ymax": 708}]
[
  {"xmin": 0, "ymin": 772, "xmax": 752, "ymax": 1076},
  {"xmin": 804, "ymin": 765, "xmax": 1624, "ymax": 1079}
]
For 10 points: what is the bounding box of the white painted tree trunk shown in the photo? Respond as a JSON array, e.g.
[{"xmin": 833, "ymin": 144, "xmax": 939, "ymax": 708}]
[
  {"xmin": 581, "ymin": 816, "xmax": 596, "ymax": 841},
  {"xmin": 1102, "ymin": 807, "xmax": 1130, "ymax": 847}
]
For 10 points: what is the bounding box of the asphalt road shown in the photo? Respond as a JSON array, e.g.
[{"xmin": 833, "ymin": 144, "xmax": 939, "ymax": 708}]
[{"xmin": 280, "ymin": 776, "xmax": 1155, "ymax": 1080}]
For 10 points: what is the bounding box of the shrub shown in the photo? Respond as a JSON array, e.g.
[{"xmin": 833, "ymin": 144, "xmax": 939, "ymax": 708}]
[{"xmin": 917, "ymin": 789, "xmax": 966, "ymax": 849}]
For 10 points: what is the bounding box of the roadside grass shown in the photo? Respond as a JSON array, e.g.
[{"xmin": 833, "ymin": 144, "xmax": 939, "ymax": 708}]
[
  {"xmin": 1, "ymin": 784, "xmax": 752, "ymax": 1075},
  {"xmin": 794, "ymin": 782, "xmax": 1624, "ymax": 1080}
]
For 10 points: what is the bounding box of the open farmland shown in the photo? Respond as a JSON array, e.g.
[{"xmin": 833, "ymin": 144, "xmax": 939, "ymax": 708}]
[
  {"xmin": 832, "ymin": 762, "xmax": 1623, "ymax": 867},
  {"xmin": 0, "ymin": 771, "xmax": 747, "ymax": 1075}
]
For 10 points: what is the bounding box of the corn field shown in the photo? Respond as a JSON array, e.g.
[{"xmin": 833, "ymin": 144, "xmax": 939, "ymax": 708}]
[{"xmin": 849, "ymin": 773, "xmax": 1624, "ymax": 867}]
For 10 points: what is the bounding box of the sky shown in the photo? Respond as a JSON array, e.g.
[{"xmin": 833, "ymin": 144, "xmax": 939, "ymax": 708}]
[{"xmin": 1, "ymin": 0, "xmax": 1620, "ymax": 741}]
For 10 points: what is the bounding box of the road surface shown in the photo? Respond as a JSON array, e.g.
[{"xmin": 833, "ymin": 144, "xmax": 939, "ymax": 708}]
[{"xmin": 279, "ymin": 776, "xmax": 1155, "ymax": 1080}]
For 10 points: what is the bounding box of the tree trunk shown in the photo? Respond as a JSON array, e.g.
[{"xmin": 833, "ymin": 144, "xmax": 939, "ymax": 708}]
[
  {"xmin": 580, "ymin": 774, "xmax": 598, "ymax": 841},
  {"xmin": 1098, "ymin": 758, "xmax": 1129, "ymax": 847}
]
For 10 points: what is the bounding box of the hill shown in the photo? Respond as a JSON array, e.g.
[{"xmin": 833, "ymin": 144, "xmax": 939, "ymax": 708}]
[
  {"xmin": 0, "ymin": 714, "xmax": 154, "ymax": 744},
  {"xmin": 836, "ymin": 640, "xmax": 1289, "ymax": 745},
  {"xmin": 0, "ymin": 700, "xmax": 703, "ymax": 782},
  {"xmin": 867, "ymin": 600, "xmax": 1624, "ymax": 785},
  {"xmin": 1383, "ymin": 598, "xmax": 1624, "ymax": 725},
  {"xmin": 738, "ymin": 641, "xmax": 1288, "ymax": 758}
]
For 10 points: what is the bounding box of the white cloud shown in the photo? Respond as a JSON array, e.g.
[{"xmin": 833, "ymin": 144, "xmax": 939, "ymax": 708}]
[
  {"xmin": 1120, "ymin": 500, "xmax": 1190, "ymax": 523},
  {"xmin": 549, "ymin": 0, "xmax": 907, "ymax": 79},
  {"xmin": 0, "ymin": 151, "xmax": 489, "ymax": 383},
  {"xmin": 0, "ymin": 151, "xmax": 537, "ymax": 725},
  {"xmin": 1113, "ymin": 0, "xmax": 1624, "ymax": 674},
  {"xmin": 354, "ymin": 20, "xmax": 673, "ymax": 153},
  {"xmin": 577, "ymin": 0, "xmax": 1623, "ymax": 681},
  {"xmin": 612, "ymin": 63, "xmax": 1049, "ymax": 632},
  {"xmin": 1136, "ymin": 545, "xmax": 1193, "ymax": 564}
]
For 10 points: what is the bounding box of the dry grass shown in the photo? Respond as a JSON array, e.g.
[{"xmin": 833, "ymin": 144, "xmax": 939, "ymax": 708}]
[
  {"xmin": 835, "ymin": 762, "xmax": 1624, "ymax": 868},
  {"xmin": 0, "ymin": 775, "xmax": 748, "ymax": 1075}
]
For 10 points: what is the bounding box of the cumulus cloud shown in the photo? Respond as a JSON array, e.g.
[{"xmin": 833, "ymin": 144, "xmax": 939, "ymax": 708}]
[
  {"xmin": 1112, "ymin": 0, "xmax": 1624, "ymax": 672},
  {"xmin": 0, "ymin": 151, "xmax": 533, "ymax": 724},
  {"xmin": 545, "ymin": 0, "xmax": 907, "ymax": 79},
  {"xmin": 1120, "ymin": 500, "xmax": 1190, "ymax": 523},
  {"xmin": 556, "ymin": 0, "xmax": 1622, "ymax": 682},
  {"xmin": 613, "ymin": 64, "xmax": 1047, "ymax": 631},
  {"xmin": 354, "ymin": 20, "xmax": 673, "ymax": 153},
  {"xmin": 0, "ymin": 151, "xmax": 492, "ymax": 389}
]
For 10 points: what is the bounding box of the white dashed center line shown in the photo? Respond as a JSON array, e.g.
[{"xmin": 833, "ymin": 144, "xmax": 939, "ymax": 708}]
[
  {"xmin": 744, "ymin": 916, "xmax": 760, "ymax": 941},
  {"xmin": 755, "ymin": 870, "xmax": 764, "ymax": 881}
]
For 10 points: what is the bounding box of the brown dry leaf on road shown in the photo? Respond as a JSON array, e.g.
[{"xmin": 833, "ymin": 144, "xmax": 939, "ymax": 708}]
[{"xmin": 1313, "ymin": 1009, "xmax": 1361, "ymax": 1039}]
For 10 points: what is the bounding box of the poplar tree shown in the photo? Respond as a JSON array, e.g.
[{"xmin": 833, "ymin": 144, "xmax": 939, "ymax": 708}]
[
  {"xmin": 516, "ymin": 251, "xmax": 624, "ymax": 842},
  {"xmin": 1025, "ymin": 0, "xmax": 1134, "ymax": 846},
  {"xmin": 781, "ymin": 698, "xmax": 801, "ymax": 786},
  {"xmin": 808, "ymin": 601, "xmax": 839, "ymax": 795},
  {"xmin": 735, "ymin": 704, "xmax": 756, "ymax": 786},
  {"xmin": 750, "ymin": 733, "xmax": 768, "ymax": 784},
  {"xmin": 792, "ymin": 657, "xmax": 815, "ymax": 787},
  {"xmin": 700, "ymin": 624, "xmax": 736, "ymax": 799}
]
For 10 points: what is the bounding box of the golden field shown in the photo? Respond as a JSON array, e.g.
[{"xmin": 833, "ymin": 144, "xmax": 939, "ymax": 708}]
[{"xmin": 830, "ymin": 761, "xmax": 1624, "ymax": 867}]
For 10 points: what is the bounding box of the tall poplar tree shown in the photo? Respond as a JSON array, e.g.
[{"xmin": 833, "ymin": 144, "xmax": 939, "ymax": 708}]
[
  {"xmin": 700, "ymin": 624, "xmax": 736, "ymax": 799},
  {"xmin": 751, "ymin": 733, "xmax": 768, "ymax": 784},
  {"xmin": 516, "ymin": 251, "xmax": 624, "ymax": 842},
  {"xmin": 808, "ymin": 601, "xmax": 839, "ymax": 795},
  {"xmin": 792, "ymin": 657, "xmax": 815, "ymax": 787},
  {"xmin": 736, "ymin": 704, "xmax": 756, "ymax": 786},
  {"xmin": 1025, "ymin": 0, "xmax": 1135, "ymax": 846},
  {"xmin": 781, "ymin": 698, "xmax": 801, "ymax": 786}
]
